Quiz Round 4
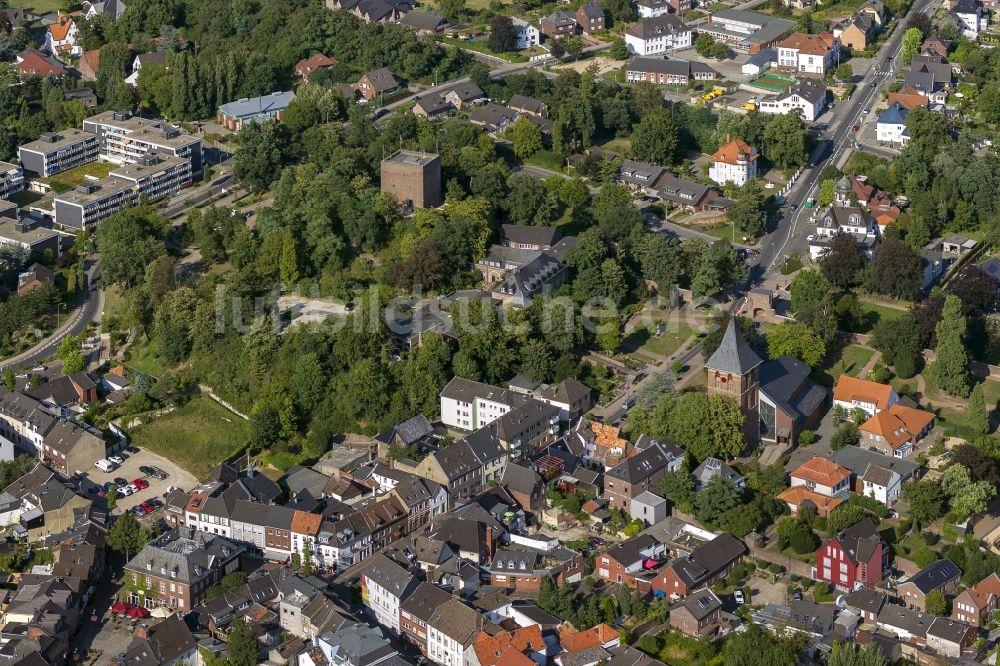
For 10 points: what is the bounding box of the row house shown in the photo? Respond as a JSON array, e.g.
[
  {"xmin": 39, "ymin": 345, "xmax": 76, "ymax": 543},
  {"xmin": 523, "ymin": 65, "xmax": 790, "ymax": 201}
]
[
  {"xmin": 489, "ymin": 546, "xmax": 584, "ymax": 592},
  {"xmin": 604, "ymin": 439, "xmax": 684, "ymax": 511},
  {"xmin": 389, "ymin": 474, "xmax": 448, "ymax": 531},
  {"xmin": 898, "ymin": 559, "xmax": 961, "ymax": 612},
  {"xmin": 361, "ymin": 553, "xmax": 419, "ymax": 636},
  {"xmin": 650, "ymin": 533, "xmax": 746, "ymax": 598},
  {"xmin": 625, "ymin": 56, "xmax": 719, "ymax": 86},
  {"xmin": 427, "ymin": 598, "xmax": 484, "ymax": 666},
  {"xmin": 399, "ymin": 582, "xmax": 453, "ymax": 655},
  {"xmin": 396, "ymin": 439, "xmax": 485, "ymax": 504}
]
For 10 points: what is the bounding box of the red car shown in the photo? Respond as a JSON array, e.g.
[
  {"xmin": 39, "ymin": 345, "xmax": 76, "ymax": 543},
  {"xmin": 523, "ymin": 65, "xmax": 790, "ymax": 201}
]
[
  {"xmin": 852, "ymin": 125, "xmax": 860, "ymax": 132},
  {"xmin": 133, "ymin": 478, "xmax": 150, "ymax": 490},
  {"xmin": 138, "ymin": 502, "xmax": 155, "ymax": 513}
]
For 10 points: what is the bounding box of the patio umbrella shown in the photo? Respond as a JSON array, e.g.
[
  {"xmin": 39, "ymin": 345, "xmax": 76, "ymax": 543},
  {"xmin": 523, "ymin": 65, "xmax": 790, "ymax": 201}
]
[
  {"xmin": 150, "ymin": 606, "xmax": 172, "ymax": 618},
  {"xmin": 127, "ymin": 606, "xmax": 150, "ymax": 618},
  {"xmin": 110, "ymin": 602, "xmax": 128, "ymax": 613}
]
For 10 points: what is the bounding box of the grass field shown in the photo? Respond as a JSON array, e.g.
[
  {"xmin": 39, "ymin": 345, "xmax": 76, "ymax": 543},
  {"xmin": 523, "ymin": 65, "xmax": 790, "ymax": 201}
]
[
  {"xmin": 841, "ymin": 344, "xmax": 876, "ymax": 377},
  {"xmin": 851, "ymin": 299, "xmax": 908, "ymax": 333},
  {"xmin": 40, "ymin": 162, "xmax": 116, "ymax": 193},
  {"xmin": 129, "ymin": 397, "xmax": 251, "ymax": 480},
  {"xmin": 8, "ymin": 0, "xmax": 61, "ymax": 15},
  {"xmin": 620, "ymin": 322, "xmax": 694, "ymax": 359}
]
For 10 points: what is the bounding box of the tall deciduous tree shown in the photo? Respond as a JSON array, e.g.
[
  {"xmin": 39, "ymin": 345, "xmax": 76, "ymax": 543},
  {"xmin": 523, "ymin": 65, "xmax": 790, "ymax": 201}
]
[
  {"xmin": 487, "ymin": 15, "xmax": 516, "ymax": 53},
  {"xmin": 510, "ymin": 116, "xmax": 542, "ymax": 158},
  {"xmin": 233, "ymin": 121, "xmax": 294, "ymax": 192},
  {"xmin": 820, "ymin": 231, "xmax": 865, "ymax": 288},
  {"xmin": 928, "ymin": 295, "xmax": 970, "ymax": 397},
  {"xmin": 901, "ymin": 27, "xmax": 923, "ymax": 60},
  {"xmin": 227, "ymin": 620, "xmax": 260, "ymax": 666},
  {"xmin": 789, "ymin": 269, "xmax": 829, "ymax": 311},
  {"xmin": 762, "ymin": 112, "xmax": 809, "ymax": 168},
  {"xmin": 107, "ymin": 512, "xmax": 150, "ymax": 560},
  {"xmin": 630, "ymin": 107, "xmax": 678, "ymax": 166},
  {"xmin": 864, "ymin": 237, "xmax": 923, "ymax": 301},
  {"xmin": 729, "ymin": 179, "xmax": 767, "ymax": 238},
  {"xmin": 765, "ymin": 322, "xmax": 826, "ymax": 367}
]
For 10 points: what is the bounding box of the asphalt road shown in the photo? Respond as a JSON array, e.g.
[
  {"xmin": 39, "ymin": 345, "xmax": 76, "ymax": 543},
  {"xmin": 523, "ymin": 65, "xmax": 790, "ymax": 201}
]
[
  {"xmin": 1, "ymin": 263, "xmax": 103, "ymax": 372},
  {"xmin": 749, "ymin": 0, "xmax": 937, "ymax": 283}
]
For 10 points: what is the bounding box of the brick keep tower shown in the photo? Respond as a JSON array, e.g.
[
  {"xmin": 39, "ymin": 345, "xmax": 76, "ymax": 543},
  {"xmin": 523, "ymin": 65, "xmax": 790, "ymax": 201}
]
[{"xmin": 705, "ymin": 316, "xmax": 763, "ymax": 444}]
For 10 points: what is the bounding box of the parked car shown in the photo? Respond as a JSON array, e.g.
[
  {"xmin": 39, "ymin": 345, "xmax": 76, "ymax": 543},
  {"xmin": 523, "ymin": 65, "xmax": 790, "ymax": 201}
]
[
  {"xmin": 133, "ymin": 478, "xmax": 150, "ymax": 490},
  {"xmin": 94, "ymin": 459, "xmax": 115, "ymax": 473},
  {"xmin": 118, "ymin": 485, "xmax": 133, "ymax": 496},
  {"xmin": 146, "ymin": 499, "xmax": 163, "ymax": 510},
  {"xmin": 125, "ymin": 446, "xmax": 140, "ymax": 454},
  {"xmin": 113, "ymin": 477, "xmax": 128, "ymax": 486},
  {"xmin": 139, "ymin": 466, "xmax": 156, "ymax": 476},
  {"xmin": 792, "ymin": 588, "xmax": 803, "ymax": 601},
  {"xmin": 138, "ymin": 502, "xmax": 155, "ymax": 513},
  {"xmin": 107, "ymin": 455, "xmax": 124, "ymax": 465},
  {"xmin": 622, "ymin": 398, "xmax": 636, "ymax": 409},
  {"xmin": 31, "ymin": 365, "xmax": 45, "ymax": 372},
  {"xmin": 734, "ymin": 590, "xmax": 745, "ymax": 605},
  {"xmin": 131, "ymin": 506, "xmax": 147, "ymax": 516},
  {"xmin": 126, "ymin": 483, "xmax": 139, "ymax": 494},
  {"xmin": 149, "ymin": 468, "xmax": 168, "ymax": 481}
]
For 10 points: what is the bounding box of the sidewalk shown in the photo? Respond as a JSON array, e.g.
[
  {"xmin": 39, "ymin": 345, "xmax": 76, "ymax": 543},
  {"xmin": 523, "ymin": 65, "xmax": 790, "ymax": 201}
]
[{"xmin": 0, "ymin": 285, "xmax": 103, "ymax": 370}]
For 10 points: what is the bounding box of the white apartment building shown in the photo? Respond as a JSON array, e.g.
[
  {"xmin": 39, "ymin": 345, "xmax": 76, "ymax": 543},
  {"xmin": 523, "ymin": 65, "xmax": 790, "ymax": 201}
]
[
  {"xmin": 776, "ymin": 32, "xmax": 839, "ymax": 75},
  {"xmin": 439, "ymin": 377, "xmax": 527, "ymax": 431},
  {"xmin": 82, "ymin": 110, "xmax": 203, "ymax": 174},
  {"xmin": 625, "ymin": 15, "xmax": 692, "ymax": 55},
  {"xmin": 426, "ymin": 599, "xmax": 482, "ymax": 666},
  {"xmin": 0, "ymin": 162, "xmax": 24, "ymax": 200},
  {"xmin": 708, "ymin": 136, "xmax": 759, "ymax": 186}
]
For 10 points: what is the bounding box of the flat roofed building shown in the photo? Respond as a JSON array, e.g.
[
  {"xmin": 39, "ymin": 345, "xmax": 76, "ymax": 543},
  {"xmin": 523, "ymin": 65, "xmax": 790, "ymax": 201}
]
[
  {"xmin": 53, "ymin": 155, "xmax": 191, "ymax": 229},
  {"xmin": 701, "ymin": 8, "xmax": 796, "ymax": 53},
  {"xmin": 18, "ymin": 128, "xmax": 99, "ymax": 178},
  {"xmin": 0, "ymin": 162, "xmax": 24, "ymax": 200},
  {"xmin": 83, "ymin": 110, "xmax": 203, "ymax": 175},
  {"xmin": 380, "ymin": 150, "xmax": 441, "ymax": 209},
  {"xmin": 0, "ymin": 214, "xmax": 70, "ymax": 257}
]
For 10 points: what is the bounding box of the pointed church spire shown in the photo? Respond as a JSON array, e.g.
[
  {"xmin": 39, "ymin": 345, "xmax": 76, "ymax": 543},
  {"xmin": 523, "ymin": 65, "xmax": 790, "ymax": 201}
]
[{"xmin": 705, "ymin": 315, "xmax": 763, "ymax": 376}]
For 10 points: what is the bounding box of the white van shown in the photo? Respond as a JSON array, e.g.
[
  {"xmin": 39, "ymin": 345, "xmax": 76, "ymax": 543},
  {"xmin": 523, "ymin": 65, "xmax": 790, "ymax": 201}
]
[{"xmin": 94, "ymin": 459, "xmax": 115, "ymax": 473}]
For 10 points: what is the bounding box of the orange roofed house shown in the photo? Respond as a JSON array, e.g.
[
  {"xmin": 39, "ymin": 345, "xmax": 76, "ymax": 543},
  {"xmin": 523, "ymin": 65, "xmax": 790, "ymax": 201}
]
[
  {"xmin": 558, "ymin": 623, "xmax": 621, "ymax": 654},
  {"xmin": 470, "ymin": 625, "xmax": 546, "ymax": 666},
  {"xmin": 953, "ymin": 573, "xmax": 1000, "ymax": 626},
  {"xmin": 860, "ymin": 403, "xmax": 934, "ymax": 458},
  {"xmin": 708, "ymin": 135, "xmax": 759, "ymax": 187},
  {"xmin": 44, "ymin": 14, "xmax": 80, "ymax": 56},
  {"xmin": 778, "ymin": 456, "xmax": 850, "ymax": 517},
  {"xmin": 833, "ymin": 375, "xmax": 898, "ymax": 419}
]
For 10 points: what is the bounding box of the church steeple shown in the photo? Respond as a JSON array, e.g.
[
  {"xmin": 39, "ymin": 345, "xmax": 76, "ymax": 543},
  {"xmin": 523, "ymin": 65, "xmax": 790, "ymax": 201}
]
[{"xmin": 705, "ymin": 316, "xmax": 763, "ymax": 376}]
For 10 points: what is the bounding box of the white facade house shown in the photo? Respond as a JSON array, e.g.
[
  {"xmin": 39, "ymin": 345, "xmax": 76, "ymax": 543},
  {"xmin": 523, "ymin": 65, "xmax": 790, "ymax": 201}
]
[
  {"xmin": 832, "ymin": 376, "xmax": 899, "ymax": 419},
  {"xmin": 44, "ymin": 15, "xmax": 80, "ymax": 56},
  {"xmin": 439, "ymin": 377, "xmax": 525, "ymax": 431},
  {"xmin": 876, "ymin": 102, "xmax": 908, "ymax": 144},
  {"xmin": 625, "ymin": 15, "xmax": 692, "ymax": 55},
  {"xmin": 708, "ymin": 136, "xmax": 759, "ymax": 186},
  {"xmin": 361, "ymin": 555, "xmax": 417, "ymax": 637},
  {"xmin": 637, "ymin": 0, "xmax": 673, "ymax": 17},
  {"xmin": 512, "ymin": 18, "xmax": 541, "ymax": 50},
  {"xmin": 861, "ymin": 464, "xmax": 901, "ymax": 505},
  {"xmin": 776, "ymin": 32, "xmax": 839, "ymax": 76},
  {"xmin": 758, "ymin": 79, "xmax": 827, "ymax": 122},
  {"xmin": 426, "ymin": 599, "xmax": 481, "ymax": 666},
  {"xmin": 952, "ymin": 0, "xmax": 986, "ymax": 37}
]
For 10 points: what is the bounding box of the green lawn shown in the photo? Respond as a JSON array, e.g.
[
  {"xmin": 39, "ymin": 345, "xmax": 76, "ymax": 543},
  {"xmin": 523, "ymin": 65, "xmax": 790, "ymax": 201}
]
[
  {"xmin": 753, "ymin": 73, "xmax": 796, "ymax": 90},
  {"xmin": 841, "ymin": 344, "xmax": 875, "ymax": 377},
  {"xmin": 523, "ymin": 150, "xmax": 566, "ymax": 173},
  {"xmin": 40, "ymin": 162, "xmax": 116, "ymax": 193},
  {"xmin": 8, "ymin": 0, "xmax": 61, "ymax": 15},
  {"xmin": 129, "ymin": 397, "xmax": 251, "ymax": 480},
  {"xmin": 849, "ymin": 299, "xmax": 908, "ymax": 333},
  {"xmin": 597, "ymin": 137, "xmax": 632, "ymax": 154},
  {"xmin": 619, "ymin": 322, "xmax": 694, "ymax": 359}
]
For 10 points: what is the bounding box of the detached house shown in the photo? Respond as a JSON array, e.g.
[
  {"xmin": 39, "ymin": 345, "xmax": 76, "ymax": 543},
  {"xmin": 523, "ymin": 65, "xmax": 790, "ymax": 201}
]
[
  {"xmin": 758, "ymin": 78, "xmax": 828, "ymax": 122},
  {"xmin": 778, "ymin": 456, "xmax": 850, "ymax": 517},
  {"xmin": 356, "ymin": 68, "xmax": 401, "ymax": 101},
  {"xmin": 815, "ymin": 519, "xmax": 887, "ymax": 591},
  {"xmin": 576, "ymin": 1, "xmax": 605, "ymax": 34},
  {"xmin": 45, "ymin": 15, "xmax": 80, "ymax": 57},
  {"xmin": 540, "ymin": 11, "xmax": 577, "ymax": 40},
  {"xmin": 833, "ymin": 375, "xmax": 898, "ymax": 419},
  {"xmin": 652, "ymin": 533, "xmax": 746, "ymax": 598},
  {"xmin": 708, "ymin": 136, "xmax": 759, "ymax": 186},
  {"xmin": 859, "ymin": 403, "xmax": 934, "ymax": 458},
  {"xmin": 953, "ymin": 572, "xmax": 1000, "ymax": 626},
  {"xmin": 669, "ymin": 590, "xmax": 728, "ymax": 638}
]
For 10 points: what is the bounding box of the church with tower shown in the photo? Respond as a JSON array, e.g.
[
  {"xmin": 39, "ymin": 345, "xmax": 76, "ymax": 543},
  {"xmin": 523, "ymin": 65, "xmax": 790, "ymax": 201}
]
[{"xmin": 705, "ymin": 317, "xmax": 826, "ymax": 448}]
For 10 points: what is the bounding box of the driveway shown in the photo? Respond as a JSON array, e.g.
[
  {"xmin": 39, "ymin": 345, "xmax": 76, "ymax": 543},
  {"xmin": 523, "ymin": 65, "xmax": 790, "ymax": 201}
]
[{"xmin": 80, "ymin": 448, "xmax": 197, "ymax": 513}]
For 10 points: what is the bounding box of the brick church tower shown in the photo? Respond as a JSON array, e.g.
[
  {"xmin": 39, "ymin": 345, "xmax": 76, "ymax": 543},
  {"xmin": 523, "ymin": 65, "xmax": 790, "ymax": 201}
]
[{"xmin": 705, "ymin": 316, "xmax": 763, "ymax": 443}]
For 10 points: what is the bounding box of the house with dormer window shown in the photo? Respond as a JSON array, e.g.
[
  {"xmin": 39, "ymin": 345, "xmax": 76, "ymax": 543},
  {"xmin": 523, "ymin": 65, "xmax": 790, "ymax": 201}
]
[{"xmin": 778, "ymin": 456, "xmax": 850, "ymax": 517}]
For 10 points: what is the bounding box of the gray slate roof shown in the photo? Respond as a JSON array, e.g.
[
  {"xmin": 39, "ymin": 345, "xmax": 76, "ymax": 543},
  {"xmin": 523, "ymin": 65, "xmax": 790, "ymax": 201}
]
[
  {"xmin": 704, "ymin": 316, "xmax": 763, "ymax": 375},
  {"xmin": 902, "ymin": 558, "xmax": 961, "ymax": 594},
  {"xmin": 218, "ymin": 91, "xmax": 296, "ymax": 121}
]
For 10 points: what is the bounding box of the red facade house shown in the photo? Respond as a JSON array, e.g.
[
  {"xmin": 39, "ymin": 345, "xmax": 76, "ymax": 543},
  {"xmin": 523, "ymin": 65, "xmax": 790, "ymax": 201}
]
[{"xmin": 815, "ymin": 518, "xmax": 887, "ymax": 591}]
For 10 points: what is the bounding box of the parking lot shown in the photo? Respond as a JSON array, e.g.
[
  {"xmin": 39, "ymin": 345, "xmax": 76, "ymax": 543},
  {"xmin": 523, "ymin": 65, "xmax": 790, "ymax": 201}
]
[{"xmin": 81, "ymin": 448, "xmax": 197, "ymax": 515}]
